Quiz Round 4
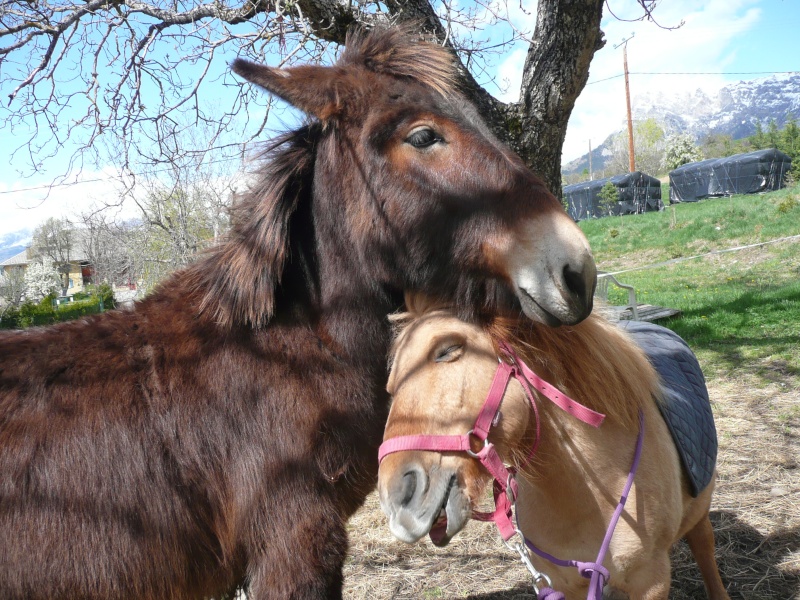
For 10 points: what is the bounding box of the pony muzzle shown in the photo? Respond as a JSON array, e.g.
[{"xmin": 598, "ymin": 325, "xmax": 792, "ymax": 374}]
[{"xmin": 378, "ymin": 459, "xmax": 471, "ymax": 546}]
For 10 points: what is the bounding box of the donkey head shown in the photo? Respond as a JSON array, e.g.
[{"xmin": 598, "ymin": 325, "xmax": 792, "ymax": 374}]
[{"xmin": 231, "ymin": 26, "xmax": 595, "ymax": 326}]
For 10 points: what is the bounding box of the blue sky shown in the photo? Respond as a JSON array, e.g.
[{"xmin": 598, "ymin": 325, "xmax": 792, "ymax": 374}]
[{"xmin": 0, "ymin": 0, "xmax": 798, "ymax": 236}]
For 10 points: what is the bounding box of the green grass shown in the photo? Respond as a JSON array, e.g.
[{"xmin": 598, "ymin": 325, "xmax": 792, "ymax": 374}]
[
  {"xmin": 580, "ymin": 183, "xmax": 800, "ymax": 271},
  {"xmin": 579, "ymin": 183, "xmax": 800, "ymax": 383}
]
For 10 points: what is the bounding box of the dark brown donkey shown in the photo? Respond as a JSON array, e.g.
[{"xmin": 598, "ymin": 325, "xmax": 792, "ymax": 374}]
[{"xmin": 0, "ymin": 27, "xmax": 595, "ymax": 600}]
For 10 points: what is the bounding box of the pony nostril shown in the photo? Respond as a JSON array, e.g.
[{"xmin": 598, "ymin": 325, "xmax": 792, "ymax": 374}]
[{"xmin": 399, "ymin": 471, "xmax": 417, "ymax": 506}]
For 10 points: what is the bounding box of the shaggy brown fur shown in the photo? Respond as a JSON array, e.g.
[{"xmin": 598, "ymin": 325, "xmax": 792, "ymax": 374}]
[{"xmin": 0, "ymin": 26, "xmax": 589, "ymax": 600}]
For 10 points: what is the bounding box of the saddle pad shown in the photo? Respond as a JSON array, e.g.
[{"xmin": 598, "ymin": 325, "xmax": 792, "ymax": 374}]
[{"xmin": 616, "ymin": 320, "xmax": 717, "ymax": 497}]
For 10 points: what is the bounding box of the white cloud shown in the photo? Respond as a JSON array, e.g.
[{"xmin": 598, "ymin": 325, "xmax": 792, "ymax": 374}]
[
  {"xmin": 0, "ymin": 169, "xmax": 140, "ymax": 236},
  {"xmin": 561, "ymin": 0, "xmax": 763, "ymax": 163}
]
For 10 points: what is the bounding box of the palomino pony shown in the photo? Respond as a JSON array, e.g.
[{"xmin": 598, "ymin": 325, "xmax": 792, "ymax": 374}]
[
  {"xmin": 378, "ymin": 297, "xmax": 729, "ymax": 599},
  {"xmin": 0, "ymin": 27, "xmax": 596, "ymax": 600}
]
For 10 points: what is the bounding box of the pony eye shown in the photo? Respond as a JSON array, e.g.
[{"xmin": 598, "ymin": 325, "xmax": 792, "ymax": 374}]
[
  {"xmin": 406, "ymin": 128, "xmax": 441, "ymax": 149},
  {"xmin": 434, "ymin": 344, "xmax": 463, "ymax": 363}
]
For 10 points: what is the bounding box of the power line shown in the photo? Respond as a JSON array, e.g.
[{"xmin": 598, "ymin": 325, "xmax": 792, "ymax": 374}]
[
  {"xmin": 0, "ymin": 155, "xmax": 244, "ymax": 196},
  {"xmin": 586, "ymin": 70, "xmax": 799, "ymax": 86}
]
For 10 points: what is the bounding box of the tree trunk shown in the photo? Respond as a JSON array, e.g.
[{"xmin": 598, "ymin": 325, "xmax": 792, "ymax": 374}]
[{"xmin": 506, "ymin": 0, "xmax": 606, "ymax": 197}]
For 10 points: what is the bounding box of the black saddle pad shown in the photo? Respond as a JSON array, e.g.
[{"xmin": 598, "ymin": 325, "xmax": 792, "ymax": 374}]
[{"xmin": 616, "ymin": 321, "xmax": 717, "ymax": 497}]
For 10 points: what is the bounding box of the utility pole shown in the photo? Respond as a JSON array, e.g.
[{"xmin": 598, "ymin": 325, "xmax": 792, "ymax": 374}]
[
  {"xmin": 615, "ymin": 34, "xmax": 636, "ymax": 172},
  {"xmin": 588, "ymin": 139, "xmax": 593, "ymax": 180}
]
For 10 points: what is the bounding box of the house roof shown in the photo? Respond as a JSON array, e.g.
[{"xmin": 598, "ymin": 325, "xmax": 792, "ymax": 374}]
[
  {"xmin": 1, "ymin": 229, "xmax": 92, "ymax": 267},
  {"xmin": 0, "ymin": 249, "xmax": 31, "ymax": 267}
]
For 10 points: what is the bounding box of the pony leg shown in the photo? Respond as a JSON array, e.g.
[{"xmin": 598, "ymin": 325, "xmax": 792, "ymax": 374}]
[
  {"xmin": 620, "ymin": 553, "xmax": 672, "ymax": 600},
  {"xmin": 684, "ymin": 513, "xmax": 730, "ymax": 600}
]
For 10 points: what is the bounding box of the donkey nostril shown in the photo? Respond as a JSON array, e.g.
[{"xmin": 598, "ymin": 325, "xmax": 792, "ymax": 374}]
[{"xmin": 563, "ymin": 264, "xmax": 587, "ymax": 301}]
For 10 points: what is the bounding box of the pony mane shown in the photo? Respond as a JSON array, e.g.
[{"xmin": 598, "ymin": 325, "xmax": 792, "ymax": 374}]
[
  {"xmin": 398, "ymin": 294, "xmax": 660, "ymax": 431},
  {"xmin": 487, "ymin": 314, "xmax": 659, "ymax": 431},
  {"xmin": 187, "ymin": 124, "xmax": 320, "ymax": 328},
  {"xmin": 340, "ymin": 25, "xmax": 458, "ymax": 97}
]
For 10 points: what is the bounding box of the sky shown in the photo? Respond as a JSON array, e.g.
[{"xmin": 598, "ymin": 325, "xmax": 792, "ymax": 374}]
[{"xmin": 1, "ymin": 0, "xmax": 799, "ymax": 238}]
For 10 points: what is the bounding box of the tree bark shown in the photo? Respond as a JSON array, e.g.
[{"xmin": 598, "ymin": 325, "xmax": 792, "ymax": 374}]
[
  {"xmin": 380, "ymin": 0, "xmax": 606, "ymax": 198},
  {"xmin": 507, "ymin": 0, "xmax": 606, "ymax": 197}
]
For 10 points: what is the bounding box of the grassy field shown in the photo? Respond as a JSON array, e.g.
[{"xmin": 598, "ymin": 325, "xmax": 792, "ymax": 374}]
[
  {"xmin": 580, "ymin": 184, "xmax": 800, "ymax": 384},
  {"xmin": 343, "ymin": 185, "xmax": 800, "ymax": 599}
]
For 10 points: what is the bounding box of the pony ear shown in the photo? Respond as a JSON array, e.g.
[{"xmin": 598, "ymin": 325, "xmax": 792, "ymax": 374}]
[{"xmin": 232, "ymin": 59, "xmax": 340, "ymax": 121}]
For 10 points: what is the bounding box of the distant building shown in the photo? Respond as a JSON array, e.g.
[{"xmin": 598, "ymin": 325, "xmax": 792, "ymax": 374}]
[
  {"xmin": 0, "ymin": 229, "xmax": 139, "ymax": 305},
  {"xmin": 0, "ymin": 248, "xmax": 91, "ymax": 299}
]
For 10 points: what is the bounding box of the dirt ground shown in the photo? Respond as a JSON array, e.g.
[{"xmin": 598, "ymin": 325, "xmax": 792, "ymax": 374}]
[{"xmin": 342, "ymin": 372, "xmax": 800, "ymax": 599}]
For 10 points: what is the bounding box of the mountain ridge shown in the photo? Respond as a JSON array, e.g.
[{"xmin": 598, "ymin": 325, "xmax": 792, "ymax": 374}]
[{"xmin": 563, "ymin": 73, "xmax": 800, "ymax": 178}]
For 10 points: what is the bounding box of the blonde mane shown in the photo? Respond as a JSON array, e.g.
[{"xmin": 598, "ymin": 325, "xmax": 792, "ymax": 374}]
[{"xmin": 398, "ymin": 294, "xmax": 660, "ymax": 430}]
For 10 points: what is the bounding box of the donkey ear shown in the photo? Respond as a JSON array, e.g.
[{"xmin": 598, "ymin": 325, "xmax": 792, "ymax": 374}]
[{"xmin": 232, "ymin": 59, "xmax": 340, "ymax": 121}]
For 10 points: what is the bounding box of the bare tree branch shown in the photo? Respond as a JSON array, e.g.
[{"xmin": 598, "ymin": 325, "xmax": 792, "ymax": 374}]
[{"xmin": 1, "ymin": 0, "xmax": 666, "ymax": 199}]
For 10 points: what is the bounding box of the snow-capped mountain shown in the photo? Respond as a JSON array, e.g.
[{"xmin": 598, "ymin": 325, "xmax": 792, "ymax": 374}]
[
  {"xmin": 563, "ymin": 73, "xmax": 800, "ymax": 177},
  {"xmin": 0, "ymin": 229, "xmax": 32, "ymax": 263}
]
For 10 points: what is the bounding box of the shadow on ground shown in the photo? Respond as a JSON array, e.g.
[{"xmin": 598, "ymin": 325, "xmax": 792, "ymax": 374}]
[{"xmin": 461, "ymin": 511, "xmax": 800, "ymax": 600}]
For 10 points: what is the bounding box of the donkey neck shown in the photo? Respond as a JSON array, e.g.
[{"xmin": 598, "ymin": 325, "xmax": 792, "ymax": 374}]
[{"xmin": 271, "ymin": 192, "xmax": 402, "ymax": 363}]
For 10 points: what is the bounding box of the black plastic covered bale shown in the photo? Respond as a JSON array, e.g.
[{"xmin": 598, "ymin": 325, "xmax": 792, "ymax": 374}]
[
  {"xmin": 563, "ymin": 171, "xmax": 663, "ymax": 221},
  {"xmin": 669, "ymin": 148, "xmax": 792, "ymax": 203}
]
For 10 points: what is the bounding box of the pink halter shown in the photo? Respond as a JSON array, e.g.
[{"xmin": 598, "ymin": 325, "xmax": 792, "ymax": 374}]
[{"xmin": 378, "ymin": 340, "xmax": 606, "ymax": 540}]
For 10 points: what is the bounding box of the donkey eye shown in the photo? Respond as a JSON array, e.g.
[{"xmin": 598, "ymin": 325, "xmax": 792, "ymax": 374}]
[
  {"xmin": 406, "ymin": 128, "xmax": 442, "ymax": 149},
  {"xmin": 434, "ymin": 344, "xmax": 463, "ymax": 363}
]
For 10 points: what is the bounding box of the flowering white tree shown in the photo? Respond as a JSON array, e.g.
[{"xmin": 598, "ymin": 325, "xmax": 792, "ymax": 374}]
[
  {"xmin": 665, "ymin": 133, "xmax": 703, "ymax": 172},
  {"xmin": 606, "ymin": 118, "xmax": 666, "ymax": 176},
  {"xmin": 23, "ymin": 260, "xmax": 62, "ymax": 301}
]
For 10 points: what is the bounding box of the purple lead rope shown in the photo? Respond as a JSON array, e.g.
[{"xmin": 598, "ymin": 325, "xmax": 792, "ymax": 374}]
[{"xmin": 522, "ymin": 410, "xmax": 645, "ymax": 600}]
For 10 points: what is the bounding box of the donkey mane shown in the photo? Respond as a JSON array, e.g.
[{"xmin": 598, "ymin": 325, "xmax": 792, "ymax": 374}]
[
  {"xmin": 399, "ymin": 295, "xmax": 659, "ymax": 430},
  {"xmin": 338, "ymin": 25, "xmax": 458, "ymax": 97},
  {"xmin": 186, "ymin": 125, "xmax": 321, "ymax": 327},
  {"xmin": 188, "ymin": 26, "xmax": 458, "ymax": 329}
]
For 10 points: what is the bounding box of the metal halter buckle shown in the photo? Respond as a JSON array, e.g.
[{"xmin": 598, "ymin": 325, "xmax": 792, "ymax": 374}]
[
  {"xmin": 465, "ymin": 429, "xmax": 488, "ymax": 458},
  {"xmin": 505, "ymin": 472, "xmax": 517, "ymax": 503}
]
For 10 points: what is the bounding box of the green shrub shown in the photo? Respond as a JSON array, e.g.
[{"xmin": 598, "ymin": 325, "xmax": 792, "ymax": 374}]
[
  {"xmin": 597, "ymin": 182, "xmax": 620, "ymax": 216},
  {"xmin": 777, "ymin": 196, "xmax": 799, "ymax": 214},
  {"xmin": 18, "ymin": 299, "xmax": 56, "ymax": 327},
  {"xmin": 0, "ymin": 306, "xmax": 21, "ymax": 329},
  {"xmin": 0, "ymin": 288, "xmax": 111, "ymax": 329}
]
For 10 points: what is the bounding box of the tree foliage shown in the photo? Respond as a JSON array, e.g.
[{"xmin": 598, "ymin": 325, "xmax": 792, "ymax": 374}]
[
  {"xmin": 0, "ymin": 267, "xmax": 26, "ymax": 310},
  {"xmin": 30, "ymin": 217, "xmax": 73, "ymax": 268},
  {"xmin": 606, "ymin": 117, "xmax": 666, "ymax": 177},
  {"xmin": 597, "ymin": 181, "xmax": 619, "ymax": 215}
]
